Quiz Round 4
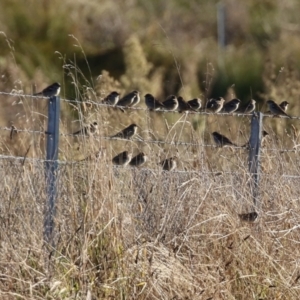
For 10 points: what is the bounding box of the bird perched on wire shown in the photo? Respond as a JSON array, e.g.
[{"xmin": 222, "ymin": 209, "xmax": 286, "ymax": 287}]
[
  {"xmin": 177, "ymin": 96, "xmax": 197, "ymax": 113},
  {"xmin": 206, "ymin": 97, "xmax": 225, "ymax": 113},
  {"xmin": 212, "ymin": 131, "xmax": 238, "ymax": 147},
  {"xmin": 159, "ymin": 156, "xmax": 177, "ymax": 171},
  {"xmin": 279, "ymin": 101, "xmax": 289, "ymax": 112},
  {"xmin": 110, "ymin": 124, "xmax": 138, "ymax": 139},
  {"xmin": 117, "ymin": 90, "xmax": 140, "ymax": 111},
  {"xmin": 34, "ymin": 82, "xmax": 61, "ymax": 97},
  {"xmin": 222, "ymin": 98, "xmax": 241, "ymax": 114},
  {"xmin": 112, "ymin": 151, "xmax": 132, "ymax": 166},
  {"xmin": 266, "ymin": 100, "xmax": 292, "ymax": 118},
  {"xmin": 238, "ymin": 99, "xmax": 256, "ymax": 114},
  {"xmin": 187, "ymin": 98, "xmax": 202, "ymax": 111},
  {"xmin": 163, "ymin": 95, "xmax": 179, "ymax": 111},
  {"xmin": 129, "ymin": 152, "xmax": 148, "ymax": 167},
  {"xmin": 129, "ymin": 91, "xmax": 141, "ymax": 107},
  {"xmin": 238, "ymin": 212, "xmax": 258, "ymax": 222},
  {"xmin": 145, "ymin": 94, "xmax": 165, "ymax": 111},
  {"xmin": 73, "ymin": 122, "xmax": 98, "ymax": 136},
  {"xmin": 102, "ymin": 91, "xmax": 120, "ymax": 106}
]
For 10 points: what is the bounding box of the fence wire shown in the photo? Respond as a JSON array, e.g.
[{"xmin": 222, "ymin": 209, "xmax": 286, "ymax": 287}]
[
  {"xmin": 0, "ymin": 90, "xmax": 299, "ymax": 178},
  {"xmin": 0, "ymin": 90, "xmax": 298, "ymax": 119}
]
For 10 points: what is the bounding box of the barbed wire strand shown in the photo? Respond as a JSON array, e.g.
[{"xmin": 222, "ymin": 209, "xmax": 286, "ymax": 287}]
[
  {"xmin": 0, "ymin": 153, "xmax": 299, "ymax": 178},
  {"xmin": 0, "ymin": 124, "xmax": 297, "ymax": 153},
  {"xmin": 0, "ymin": 90, "xmax": 298, "ymax": 120},
  {"xmin": 0, "ymin": 90, "xmax": 299, "ymax": 154},
  {"xmin": 0, "ymin": 125, "xmax": 45, "ymax": 135}
]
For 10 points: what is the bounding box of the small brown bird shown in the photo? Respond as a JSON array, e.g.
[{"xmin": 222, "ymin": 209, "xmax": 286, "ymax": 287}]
[
  {"xmin": 159, "ymin": 157, "xmax": 177, "ymax": 171},
  {"xmin": 266, "ymin": 100, "xmax": 292, "ymax": 118},
  {"xmin": 206, "ymin": 97, "xmax": 225, "ymax": 113},
  {"xmin": 73, "ymin": 122, "xmax": 98, "ymax": 136},
  {"xmin": 177, "ymin": 96, "xmax": 191, "ymax": 112},
  {"xmin": 110, "ymin": 124, "xmax": 138, "ymax": 139},
  {"xmin": 129, "ymin": 152, "xmax": 148, "ymax": 167},
  {"xmin": 130, "ymin": 91, "xmax": 141, "ymax": 107},
  {"xmin": 112, "ymin": 151, "xmax": 132, "ymax": 166},
  {"xmin": 212, "ymin": 132, "xmax": 237, "ymax": 147},
  {"xmin": 163, "ymin": 95, "xmax": 179, "ymax": 111},
  {"xmin": 238, "ymin": 212, "xmax": 258, "ymax": 222},
  {"xmin": 103, "ymin": 91, "xmax": 120, "ymax": 106},
  {"xmin": 145, "ymin": 93, "xmax": 165, "ymax": 111},
  {"xmin": 279, "ymin": 101, "xmax": 289, "ymax": 112},
  {"xmin": 240, "ymin": 99, "xmax": 256, "ymax": 114},
  {"xmin": 34, "ymin": 82, "xmax": 61, "ymax": 97},
  {"xmin": 117, "ymin": 90, "xmax": 140, "ymax": 108},
  {"xmin": 222, "ymin": 98, "xmax": 241, "ymax": 113},
  {"xmin": 187, "ymin": 98, "xmax": 202, "ymax": 111}
]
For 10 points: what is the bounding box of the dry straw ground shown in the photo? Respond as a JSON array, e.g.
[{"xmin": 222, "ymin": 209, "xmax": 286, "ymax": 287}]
[{"xmin": 0, "ymin": 89, "xmax": 300, "ymax": 299}]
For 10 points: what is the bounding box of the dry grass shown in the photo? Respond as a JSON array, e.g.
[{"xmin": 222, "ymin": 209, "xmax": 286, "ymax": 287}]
[
  {"xmin": 1, "ymin": 3, "xmax": 300, "ymax": 295},
  {"xmin": 0, "ymin": 95, "xmax": 300, "ymax": 299}
]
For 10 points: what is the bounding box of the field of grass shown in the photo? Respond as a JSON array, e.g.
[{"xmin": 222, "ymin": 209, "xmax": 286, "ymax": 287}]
[
  {"xmin": 1, "ymin": 1, "xmax": 300, "ymax": 298},
  {"xmin": 0, "ymin": 88, "xmax": 300, "ymax": 299}
]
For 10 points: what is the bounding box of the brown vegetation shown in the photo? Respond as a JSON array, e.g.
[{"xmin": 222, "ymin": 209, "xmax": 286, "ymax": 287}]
[
  {"xmin": 0, "ymin": 91, "xmax": 300, "ymax": 298},
  {"xmin": 1, "ymin": 0, "xmax": 300, "ymax": 298}
]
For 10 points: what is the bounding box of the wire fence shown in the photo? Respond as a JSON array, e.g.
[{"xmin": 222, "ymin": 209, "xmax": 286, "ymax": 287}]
[
  {"xmin": 0, "ymin": 90, "xmax": 299, "ymax": 168},
  {"xmin": 0, "ymin": 90, "xmax": 299, "ymax": 242}
]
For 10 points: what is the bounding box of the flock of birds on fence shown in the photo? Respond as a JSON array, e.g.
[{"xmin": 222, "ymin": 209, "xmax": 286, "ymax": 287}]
[
  {"xmin": 33, "ymin": 82, "xmax": 293, "ymax": 222},
  {"xmin": 33, "ymin": 82, "xmax": 292, "ymax": 173}
]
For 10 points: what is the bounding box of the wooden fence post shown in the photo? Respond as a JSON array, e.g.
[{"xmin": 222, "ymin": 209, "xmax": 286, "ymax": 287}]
[
  {"xmin": 44, "ymin": 96, "xmax": 60, "ymax": 244},
  {"xmin": 248, "ymin": 112, "xmax": 263, "ymax": 210}
]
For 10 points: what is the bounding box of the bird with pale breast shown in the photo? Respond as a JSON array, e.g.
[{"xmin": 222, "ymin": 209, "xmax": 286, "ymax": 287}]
[
  {"xmin": 206, "ymin": 97, "xmax": 225, "ymax": 113},
  {"xmin": 110, "ymin": 124, "xmax": 138, "ymax": 139},
  {"xmin": 212, "ymin": 131, "xmax": 238, "ymax": 147},
  {"xmin": 129, "ymin": 152, "xmax": 148, "ymax": 167},
  {"xmin": 266, "ymin": 100, "xmax": 292, "ymax": 118},
  {"xmin": 222, "ymin": 98, "xmax": 241, "ymax": 114},
  {"xmin": 177, "ymin": 96, "xmax": 197, "ymax": 112},
  {"xmin": 103, "ymin": 91, "xmax": 120, "ymax": 106},
  {"xmin": 187, "ymin": 98, "xmax": 201, "ymax": 111},
  {"xmin": 117, "ymin": 90, "xmax": 140, "ymax": 109},
  {"xmin": 34, "ymin": 82, "xmax": 61, "ymax": 97},
  {"xmin": 112, "ymin": 151, "xmax": 132, "ymax": 166},
  {"xmin": 145, "ymin": 93, "xmax": 165, "ymax": 111},
  {"xmin": 238, "ymin": 99, "xmax": 256, "ymax": 114},
  {"xmin": 162, "ymin": 95, "xmax": 179, "ymax": 111},
  {"xmin": 279, "ymin": 101, "xmax": 289, "ymax": 112}
]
